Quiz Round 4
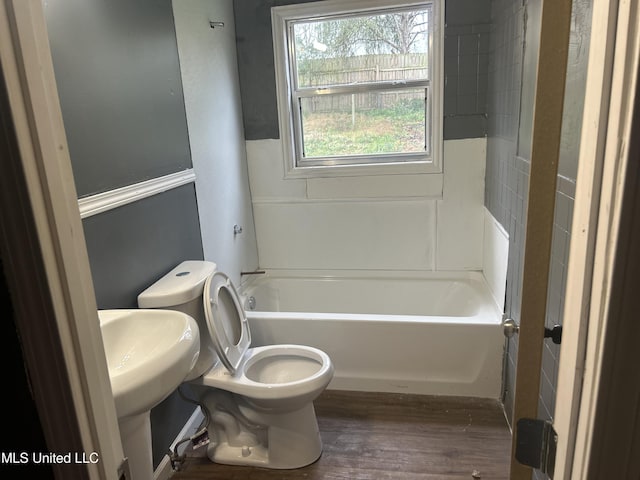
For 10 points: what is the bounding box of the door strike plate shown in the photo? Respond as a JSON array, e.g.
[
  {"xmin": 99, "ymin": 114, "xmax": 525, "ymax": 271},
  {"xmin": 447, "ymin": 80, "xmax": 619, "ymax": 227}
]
[{"xmin": 515, "ymin": 418, "xmax": 557, "ymax": 477}]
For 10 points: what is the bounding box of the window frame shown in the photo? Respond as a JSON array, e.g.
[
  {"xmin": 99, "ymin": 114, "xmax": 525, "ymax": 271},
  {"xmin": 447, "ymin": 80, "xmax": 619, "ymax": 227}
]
[{"xmin": 272, "ymin": 0, "xmax": 443, "ymax": 178}]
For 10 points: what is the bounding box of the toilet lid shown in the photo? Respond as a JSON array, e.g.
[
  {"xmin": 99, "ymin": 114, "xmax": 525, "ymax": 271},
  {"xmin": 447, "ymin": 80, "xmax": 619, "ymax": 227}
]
[{"xmin": 203, "ymin": 271, "xmax": 251, "ymax": 375}]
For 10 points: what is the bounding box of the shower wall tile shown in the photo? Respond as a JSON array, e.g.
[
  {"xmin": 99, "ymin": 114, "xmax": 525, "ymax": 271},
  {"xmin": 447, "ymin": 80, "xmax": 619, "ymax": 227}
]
[
  {"xmin": 537, "ymin": 175, "xmax": 576, "ymax": 433},
  {"xmin": 485, "ymin": 0, "xmax": 526, "ymax": 427},
  {"xmin": 443, "ymin": 0, "xmax": 491, "ymax": 139}
]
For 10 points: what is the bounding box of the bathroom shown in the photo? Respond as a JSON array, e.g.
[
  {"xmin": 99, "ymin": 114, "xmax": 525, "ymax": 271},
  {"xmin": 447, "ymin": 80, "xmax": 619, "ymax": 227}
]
[{"xmin": 0, "ymin": 0, "xmax": 598, "ymax": 478}]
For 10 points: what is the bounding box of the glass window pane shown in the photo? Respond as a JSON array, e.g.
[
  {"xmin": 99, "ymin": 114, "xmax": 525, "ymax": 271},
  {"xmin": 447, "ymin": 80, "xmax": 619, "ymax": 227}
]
[
  {"xmin": 292, "ymin": 7, "xmax": 431, "ymax": 89},
  {"xmin": 300, "ymin": 89, "xmax": 426, "ymax": 158}
]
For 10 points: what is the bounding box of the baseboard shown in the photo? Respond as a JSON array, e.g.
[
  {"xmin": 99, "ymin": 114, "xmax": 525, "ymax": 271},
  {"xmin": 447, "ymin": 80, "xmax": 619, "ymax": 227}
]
[{"xmin": 153, "ymin": 407, "xmax": 205, "ymax": 480}]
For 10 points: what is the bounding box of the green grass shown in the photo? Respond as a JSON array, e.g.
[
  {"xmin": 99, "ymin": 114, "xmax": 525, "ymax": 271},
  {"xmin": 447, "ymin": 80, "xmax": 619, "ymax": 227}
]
[{"xmin": 302, "ymin": 102, "xmax": 425, "ymax": 158}]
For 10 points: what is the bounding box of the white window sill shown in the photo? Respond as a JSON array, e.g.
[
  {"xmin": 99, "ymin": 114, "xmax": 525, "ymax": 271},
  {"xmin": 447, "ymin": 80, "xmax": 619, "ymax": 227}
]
[{"xmin": 283, "ymin": 159, "xmax": 441, "ymax": 180}]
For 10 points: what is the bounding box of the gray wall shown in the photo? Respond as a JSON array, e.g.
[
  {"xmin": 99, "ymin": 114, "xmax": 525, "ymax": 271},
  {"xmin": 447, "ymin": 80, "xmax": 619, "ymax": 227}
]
[
  {"xmin": 82, "ymin": 185, "xmax": 204, "ymax": 310},
  {"xmin": 44, "ymin": 0, "xmax": 192, "ymax": 197},
  {"xmin": 44, "ymin": 0, "xmax": 204, "ymax": 469},
  {"xmin": 485, "ymin": 4, "xmax": 592, "ymax": 474},
  {"xmin": 233, "ymin": 0, "xmax": 491, "ymax": 141}
]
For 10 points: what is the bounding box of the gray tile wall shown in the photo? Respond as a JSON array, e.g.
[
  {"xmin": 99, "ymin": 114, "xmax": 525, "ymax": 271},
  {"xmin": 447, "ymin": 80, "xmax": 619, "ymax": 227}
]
[
  {"xmin": 485, "ymin": 0, "xmax": 525, "ymax": 221},
  {"xmin": 485, "ymin": 4, "xmax": 591, "ymax": 480},
  {"xmin": 443, "ymin": 19, "xmax": 490, "ymax": 139},
  {"xmin": 485, "ymin": 0, "xmax": 526, "ymax": 425},
  {"xmin": 536, "ymin": 178, "xmax": 575, "ymax": 421},
  {"xmin": 532, "ymin": 177, "xmax": 576, "ymax": 476}
]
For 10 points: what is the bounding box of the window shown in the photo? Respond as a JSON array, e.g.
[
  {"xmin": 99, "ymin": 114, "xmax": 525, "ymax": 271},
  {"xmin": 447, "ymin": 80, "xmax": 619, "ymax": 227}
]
[{"xmin": 272, "ymin": 0, "xmax": 442, "ymax": 177}]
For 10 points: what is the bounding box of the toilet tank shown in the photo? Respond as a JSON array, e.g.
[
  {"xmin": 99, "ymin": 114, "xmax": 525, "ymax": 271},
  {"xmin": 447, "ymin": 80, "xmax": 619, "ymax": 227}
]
[
  {"xmin": 138, "ymin": 260, "xmax": 218, "ymax": 381},
  {"xmin": 138, "ymin": 260, "xmax": 216, "ymax": 308}
]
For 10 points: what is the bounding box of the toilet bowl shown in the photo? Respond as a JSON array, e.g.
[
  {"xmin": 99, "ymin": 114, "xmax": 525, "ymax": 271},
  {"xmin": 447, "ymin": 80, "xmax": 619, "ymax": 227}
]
[{"xmin": 137, "ymin": 261, "xmax": 334, "ymax": 469}]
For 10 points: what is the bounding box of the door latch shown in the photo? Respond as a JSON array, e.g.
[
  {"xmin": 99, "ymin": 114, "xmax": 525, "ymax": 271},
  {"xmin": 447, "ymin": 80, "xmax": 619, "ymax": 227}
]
[
  {"xmin": 544, "ymin": 325, "xmax": 562, "ymax": 344},
  {"xmin": 502, "ymin": 318, "xmax": 562, "ymax": 344}
]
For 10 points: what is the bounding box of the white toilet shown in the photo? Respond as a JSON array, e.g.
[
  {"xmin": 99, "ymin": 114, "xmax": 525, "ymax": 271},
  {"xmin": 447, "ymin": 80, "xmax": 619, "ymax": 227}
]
[{"xmin": 137, "ymin": 260, "xmax": 334, "ymax": 469}]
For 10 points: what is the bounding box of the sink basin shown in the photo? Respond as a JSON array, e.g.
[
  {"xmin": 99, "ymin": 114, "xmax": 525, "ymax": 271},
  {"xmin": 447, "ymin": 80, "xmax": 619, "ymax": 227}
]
[{"xmin": 98, "ymin": 309, "xmax": 200, "ymax": 419}]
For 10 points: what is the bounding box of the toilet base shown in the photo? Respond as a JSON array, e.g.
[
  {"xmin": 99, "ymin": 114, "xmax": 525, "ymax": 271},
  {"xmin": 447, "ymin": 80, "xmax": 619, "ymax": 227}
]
[{"xmin": 202, "ymin": 391, "xmax": 323, "ymax": 469}]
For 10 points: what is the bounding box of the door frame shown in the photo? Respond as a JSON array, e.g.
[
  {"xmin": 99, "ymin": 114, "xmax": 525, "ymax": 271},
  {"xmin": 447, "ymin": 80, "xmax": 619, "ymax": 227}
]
[
  {"xmin": 554, "ymin": 0, "xmax": 640, "ymax": 478},
  {"xmin": 508, "ymin": 0, "xmax": 640, "ymax": 477},
  {"xmin": 510, "ymin": 1, "xmax": 573, "ymax": 478},
  {"xmin": 0, "ymin": 1, "xmax": 124, "ymax": 478},
  {"xmin": 491, "ymin": 0, "xmax": 640, "ymax": 477}
]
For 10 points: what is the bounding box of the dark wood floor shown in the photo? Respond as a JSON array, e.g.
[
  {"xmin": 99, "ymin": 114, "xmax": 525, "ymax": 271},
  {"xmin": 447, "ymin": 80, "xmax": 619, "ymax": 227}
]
[{"xmin": 171, "ymin": 390, "xmax": 511, "ymax": 479}]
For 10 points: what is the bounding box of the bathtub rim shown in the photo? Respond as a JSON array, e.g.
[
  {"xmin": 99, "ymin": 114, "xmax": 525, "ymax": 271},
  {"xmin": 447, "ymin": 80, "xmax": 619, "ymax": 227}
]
[
  {"xmin": 239, "ymin": 269, "xmax": 502, "ymax": 322},
  {"xmin": 247, "ymin": 311, "xmax": 501, "ymax": 325},
  {"xmin": 240, "ymin": 268, "xmax": 492, "ymax": 284}
]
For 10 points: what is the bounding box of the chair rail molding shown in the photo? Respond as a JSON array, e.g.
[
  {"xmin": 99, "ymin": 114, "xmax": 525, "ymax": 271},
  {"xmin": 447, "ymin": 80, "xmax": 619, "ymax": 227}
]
[{"xmin": 78, "ymin": 169, "xmax": 196, "ymax": 218}]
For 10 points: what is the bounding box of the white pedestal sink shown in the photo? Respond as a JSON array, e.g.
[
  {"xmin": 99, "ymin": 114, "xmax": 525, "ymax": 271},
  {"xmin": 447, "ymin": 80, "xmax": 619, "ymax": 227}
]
[{"xmin": 98, "ymin": 309, "xmax": 200, "ymax": 480}]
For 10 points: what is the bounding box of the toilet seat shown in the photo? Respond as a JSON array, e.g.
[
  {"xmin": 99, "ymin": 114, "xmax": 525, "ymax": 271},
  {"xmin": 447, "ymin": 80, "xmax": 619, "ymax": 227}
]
[
  {"xmin": 203, "ymin": 271, "xmax": 251, "ymax": 375},
  {"xmin": 197, "ymin": 344, "xmax": 334, "ymax": 401}
]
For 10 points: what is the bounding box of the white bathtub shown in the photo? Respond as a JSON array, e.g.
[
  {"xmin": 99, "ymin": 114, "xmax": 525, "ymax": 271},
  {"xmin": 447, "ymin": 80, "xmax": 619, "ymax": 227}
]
[{"xmin": 240, "ymin": 270, "xmax": 504, "ymax": 398}]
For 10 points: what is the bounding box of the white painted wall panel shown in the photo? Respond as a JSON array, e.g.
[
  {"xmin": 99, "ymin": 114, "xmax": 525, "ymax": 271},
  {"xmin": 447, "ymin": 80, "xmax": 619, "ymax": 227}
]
[
  {"xmin": 173, "ymin": 0, "xmax": 258, "ymax": 284},
  {"xmin": 482, "ymin": 208, "xmax": 509, "ymax": 310},
  {"xmin": 254, "ymin": 201, "xmax": 436, "ymax": 270},
  {"xmin": 307, "ymin": 173, "xmax": 443, "ymax": 200},
  {"xmin": 247, "ymin": 137, "xmax": 486, "ymax": 272},
  {"xmin": 436, "ymin": 139, "xmax": 487, "ymax": 270},
  {"xmin": 436, "ymin": 201, "xmax": 485, "ymax": 270},
  {"xmin": 246, "ymin": 139, "xmax": 307, "ymax": 201},
  {"xmin": 442, "ymin": 139, "xmax": 487, "ymax": 203}
]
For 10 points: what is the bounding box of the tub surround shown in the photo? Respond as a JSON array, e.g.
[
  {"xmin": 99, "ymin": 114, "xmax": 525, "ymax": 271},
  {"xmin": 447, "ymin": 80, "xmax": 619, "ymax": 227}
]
[
  {"xmin": 436, "ymin": 139, "xmax": 487, "ymax": 270},
  {"xmin": 483, "ymin": 208, "xmax": 510, "ymax": 311},
  {"xmin": 247, "ymin": 138, "xmax": 487, "ymax": 272}
]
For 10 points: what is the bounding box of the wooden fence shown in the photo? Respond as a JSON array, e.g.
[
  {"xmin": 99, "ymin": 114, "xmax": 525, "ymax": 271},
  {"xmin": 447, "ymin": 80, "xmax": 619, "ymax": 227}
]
[{"xmin": 298, "ymin": 53, "xmax": 428, "ymax": 113}]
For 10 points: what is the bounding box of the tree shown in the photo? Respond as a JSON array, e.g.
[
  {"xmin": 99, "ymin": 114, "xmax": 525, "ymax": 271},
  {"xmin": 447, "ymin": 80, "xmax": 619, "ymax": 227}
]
[
  {"xmin": 293, "ymin": 7, "xmax": 430, "ymax": 62},
  {"xmin": 361, "ymin": 11, "xmax": 430, "ymax": 55}
]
